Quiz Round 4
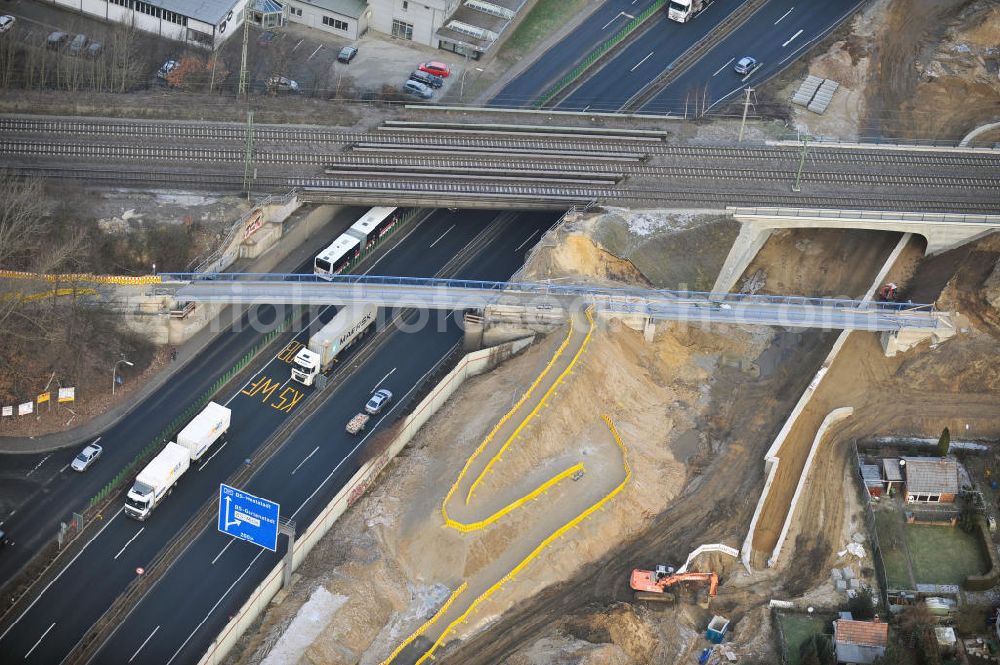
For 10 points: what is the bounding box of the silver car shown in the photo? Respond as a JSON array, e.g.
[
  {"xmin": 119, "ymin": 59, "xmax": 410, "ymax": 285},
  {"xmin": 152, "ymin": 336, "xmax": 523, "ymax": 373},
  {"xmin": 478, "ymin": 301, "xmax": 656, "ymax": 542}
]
[
  {"xmin": 733, "ymin": 56, "xmax": 758, "ymax": 75},
  {"xmin": 364, "ymin": 389, "xmax": 393, "ymax": 415},
  {"xmin": 71, "ymin": 443, "xmax": 103, "ymax": 472}
]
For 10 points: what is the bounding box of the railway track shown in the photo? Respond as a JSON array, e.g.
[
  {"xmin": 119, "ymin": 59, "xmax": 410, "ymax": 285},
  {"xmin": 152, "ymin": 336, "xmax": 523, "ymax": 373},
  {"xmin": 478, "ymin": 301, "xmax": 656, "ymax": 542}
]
[
  {"xmin": 2, "ymin": 115, "xmax": 998, "ymax": 171},
  {"xmin": 4, "ymin": 139, "xmax": 995, "ymax": 191}
]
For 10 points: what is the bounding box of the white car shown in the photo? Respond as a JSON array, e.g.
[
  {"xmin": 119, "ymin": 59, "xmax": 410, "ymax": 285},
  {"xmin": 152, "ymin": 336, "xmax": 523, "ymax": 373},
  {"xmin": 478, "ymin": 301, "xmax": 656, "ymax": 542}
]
[
  {"xmin": 364, "ymin": 389, "xmax": 393, "ymax": 415},
  {"xmin": 733, "ymin": 56, "xmax": 758, "ymax": 75},
  {"xmin": 267, "ymin": 76, "xmax": 299, "ymax": 93},
  {"xmin": 157, "ymin": 59, "xmax": 178, "ymax": 80},
  {"xmin": 0, "ymin": 16, "xmax": 15, "ymax": 33},
  {"xmin": 71, "ymin": 443, "xmax": 103, "ymax": 472}
]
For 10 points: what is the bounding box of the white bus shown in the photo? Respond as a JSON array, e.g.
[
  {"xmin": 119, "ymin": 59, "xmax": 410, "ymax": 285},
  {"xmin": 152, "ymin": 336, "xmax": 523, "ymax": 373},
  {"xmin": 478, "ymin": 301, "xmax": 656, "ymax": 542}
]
[
  {"xmin": 314, "ymin": 234, "xmax": 361, "ymax": 279},
  {"xmin": 345, "ymin": 207, "xmax": 400, "ymax": 252}
]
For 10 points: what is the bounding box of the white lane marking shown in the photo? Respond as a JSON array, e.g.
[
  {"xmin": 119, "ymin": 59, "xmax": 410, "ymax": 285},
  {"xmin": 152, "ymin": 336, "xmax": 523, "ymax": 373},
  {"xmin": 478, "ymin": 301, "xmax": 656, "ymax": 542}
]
[
  {"xmin": 713, "ymin": 58, "xmax": 735, "ymax": 76},
  {"xmin": 515, "ymin": 230, "xmax": 540, "ymax": 252},
  {"xmin": 370, "ymin": 367, "xmax": 396, "ymax": 393},
  {"xmin": 428, "ymin": 224, "xmax": 456, "ymax": 248},
  {"xmin": 775, "ymin": 7, "xmax": 793, "ymax": 24},
  {"xmin": 59, "ymin": 464, "xmax": 70, "ymax": 473},
  {"xmin": 630, "ymin": 51, "xmax": 654, "ymax": 72},
  {"xmin": 211, "ymin": 540, "xmax": 234, "ymax": 565},
  {"xmin": 165, "ymin": 550, "xmax": 265, "ymax": 665},
  {"xmin": 25, "ymin": 454, "xmax": 52, "ymax": 479},
  {"xmin": 291, "ymin": 39, "xmax": 304, "ymax": 52},
  {"xmin": 782, "ymin": 29, "xmax": 803, "ymax": 47},
  {"xmin": 601, "ymin": 11, "xmax": 633, "ymax": 30},
  {"xmin": 307, "ymin": 44, "xmax": 323, "ymax": 60},
  {"xmin": 129, "ymin": 625, "xmax": 159, "ymax": 662},
  {"xmin": 0, "ymin": 508, "xmax": 123, "ymax": 642},
  {"xmin": 198, "ymin": 441, "xmax": 228, "ymax": 471},
  {"xmin": 114, "ymin": 528, "xmax": 144, "ymax": 560},
  {"xmin": 23, "ymin": 622, "xmax": 55, "ymax": 659},
  {"xmin": 291, "ymin": 446, "xmax": 319, "ymax": 475}
]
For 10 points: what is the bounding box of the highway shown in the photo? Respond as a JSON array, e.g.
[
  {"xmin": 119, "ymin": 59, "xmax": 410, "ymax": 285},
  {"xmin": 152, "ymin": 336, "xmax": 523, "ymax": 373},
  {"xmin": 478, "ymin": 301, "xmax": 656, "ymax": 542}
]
[
  {"xmin": 93, "ymin": 214, "xmax": 557, "ymax": 665},
  {"xmin": 0, "ymin": 209, "xmax": 555, "ymax": 663},
  {"xmin": 558, "ymin": 0, "xmax": 744, "ymax": 111},
  {"xmin": 642, "ymin": 0, "xmax": 865, "ymax": 114},
  {"xmin": 489, "ymin": 0, "xmax": 660, "ymax": 108}
]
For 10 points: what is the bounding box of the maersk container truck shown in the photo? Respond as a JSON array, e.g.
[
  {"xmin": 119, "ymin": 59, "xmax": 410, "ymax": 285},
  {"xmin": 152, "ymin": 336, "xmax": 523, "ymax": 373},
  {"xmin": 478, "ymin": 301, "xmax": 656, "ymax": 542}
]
[
  {"xmin": 125, "ymin": 442, "xmax": 190, "ymax": 520},
  {"xmin": 291, "ymin": 304, "xmax": 377, "ymax": 387},
  {"xmin": 176, "ymin": 401, "xmax": 231, "ymax": 460},
  {"xmin": 668, "ymin": 0, "xmax": 705, "ymax": 22}
]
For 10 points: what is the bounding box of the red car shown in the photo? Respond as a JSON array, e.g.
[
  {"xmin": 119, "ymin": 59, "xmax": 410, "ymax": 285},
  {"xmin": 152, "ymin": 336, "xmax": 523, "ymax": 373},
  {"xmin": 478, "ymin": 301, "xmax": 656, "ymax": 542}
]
[{"xmin": 418, "ymin": 61, "xmax": 451, "ymax": 78}]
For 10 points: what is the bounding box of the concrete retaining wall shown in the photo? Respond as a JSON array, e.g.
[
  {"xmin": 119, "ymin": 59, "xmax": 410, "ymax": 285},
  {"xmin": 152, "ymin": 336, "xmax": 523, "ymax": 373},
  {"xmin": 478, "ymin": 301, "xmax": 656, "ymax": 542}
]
[
  {"xmin": 740, "ymin": 233, "xmax": 914, "ymax": 571},
  {"xmin": 196, "ymin": 336, "xmax": 535, "ymax": 665}
]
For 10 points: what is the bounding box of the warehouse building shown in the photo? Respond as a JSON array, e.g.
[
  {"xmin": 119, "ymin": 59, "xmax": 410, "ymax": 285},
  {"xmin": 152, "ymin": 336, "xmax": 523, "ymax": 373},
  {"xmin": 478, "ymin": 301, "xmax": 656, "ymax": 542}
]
[{"xmin": 51, "ymin": 0, "xmax": 248, "ymax": 48}]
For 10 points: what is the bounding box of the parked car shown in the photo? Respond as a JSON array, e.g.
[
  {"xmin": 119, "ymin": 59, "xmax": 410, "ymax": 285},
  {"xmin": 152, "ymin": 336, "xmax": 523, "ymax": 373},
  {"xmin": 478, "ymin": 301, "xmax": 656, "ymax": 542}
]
[
  {"xmin": 86, "ymin": 41, "xmax": 103, "ymax": 57},
  {"xmin": 402, "ymin": 79, "xmax": 433, "ymax": 99},
  {"xmin": 71, "ymin": 443, "xmax": 103, "ymax": 472},
  {"xmin": 364, "ymin": 388, "xmax": 393, "ymax": 415},
  {"xmin": 67, "ymin": 33, "xmax": 88, "ymax": 55},
  {"xmin": 337, "ymin": 45, "xmax": 357, "ymax": 63},
  {"xmin": 409, "ymin": 70, "xmax": 443, "ymax": 89},
  {"xmin": 418, "ymin": 61, "xmax": 451, "ymax": 78},
  {"xmin": 733, "ymin": 55, "xmax": 758, "ymax": 75},
  {"xmin": 47, "ymin": 31, "xmax": 69, "ymax": 49},
  {"xmin": 157, "ymin": 59, "xmax": 178, "ymax": 79},
  {"xmin": 267, "ymin": 75, "xmax": 299, "ymax": 93},
  {"xmin": 0, "ymin": 15, "xmax": 15, "ymax": 33}
]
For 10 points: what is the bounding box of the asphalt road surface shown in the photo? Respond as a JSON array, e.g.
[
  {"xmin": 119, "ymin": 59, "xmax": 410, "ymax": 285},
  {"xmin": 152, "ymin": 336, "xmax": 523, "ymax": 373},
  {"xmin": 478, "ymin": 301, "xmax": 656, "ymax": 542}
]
[
  {"xmin": 641, "ymin": 0, "xmax": 866, "ymax": 114},
  {"xmin": 489, "ymin": 0, "xmax": 659, "ymax": 108},
  {"xmin": 558, "ymin": 0, "xmax": 744, "ymax": 111},
  {"xmin": 0, "ymin": 209, "xmax": 557, "ymax": 664}
]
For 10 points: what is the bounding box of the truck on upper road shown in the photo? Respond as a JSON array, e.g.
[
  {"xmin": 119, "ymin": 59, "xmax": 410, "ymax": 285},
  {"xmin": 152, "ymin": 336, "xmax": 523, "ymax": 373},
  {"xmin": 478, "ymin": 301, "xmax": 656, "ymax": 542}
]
[
  {"xmin": 125, "ymin": 402, "xmax": 231, "ymax": 520},
  {"xmin": 125, "ymin": 442, "xmax": 190, "ymax": 520},
  {"xmin": 668, "ymin": 0, "xmax": 706, "ymax": 22},
  {"xmin": 176, "ymin": 401, "xmax": 231, "ymax": 460},
  {"xmin": 291, "ymin": 304, "xmax": 377, "ymax": 387}
]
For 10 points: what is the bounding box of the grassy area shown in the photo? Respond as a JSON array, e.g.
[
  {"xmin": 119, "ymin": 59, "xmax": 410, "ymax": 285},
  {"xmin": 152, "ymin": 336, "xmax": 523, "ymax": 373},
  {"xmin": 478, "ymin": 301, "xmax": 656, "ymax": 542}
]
[
  {"xmin": 874, "ymin": 508, "xmax": 913, "ymax": 588},
  {"xmin": 779, "ymin": 614, "xmax": 829, "ymax": 665},
  {"xmin": 500, "ymin": 0, "xmax": 592, "ymax": 56},
  {"xmin": 906, "ymin": 524, "xmax": 988, "ymax": 586},
  {"xmin": 882, "ymin": 548, "xmax": 913, "ymax": 589}
]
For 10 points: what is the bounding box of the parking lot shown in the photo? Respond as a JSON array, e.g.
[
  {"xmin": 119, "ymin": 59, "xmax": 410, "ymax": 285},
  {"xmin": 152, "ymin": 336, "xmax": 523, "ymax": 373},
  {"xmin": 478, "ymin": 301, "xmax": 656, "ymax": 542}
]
[{"xmin": 0, "ymin": 0, "xmax": 469, "ymax": 101}]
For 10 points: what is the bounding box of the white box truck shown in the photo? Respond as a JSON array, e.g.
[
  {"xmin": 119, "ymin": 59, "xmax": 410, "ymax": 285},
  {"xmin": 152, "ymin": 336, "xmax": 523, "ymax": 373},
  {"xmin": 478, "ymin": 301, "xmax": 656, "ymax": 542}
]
[
  {"xmin": 125, "ymin": 442, "xmax": 191, "ymax": 520},
  {"xmin": 291, "ymin": 304, "xmax": 377, "ymax": 387},
  {"xmin": 176, "ymin": 401, "xmax": 231, "ymax": 461}
]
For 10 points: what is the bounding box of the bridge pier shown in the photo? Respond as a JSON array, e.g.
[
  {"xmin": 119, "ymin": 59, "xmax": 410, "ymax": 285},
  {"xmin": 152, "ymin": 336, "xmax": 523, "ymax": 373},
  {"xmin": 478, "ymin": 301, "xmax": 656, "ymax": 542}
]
[{"xmin": 711, "ymin": 222, "xmax": 772, "ymax": 294}]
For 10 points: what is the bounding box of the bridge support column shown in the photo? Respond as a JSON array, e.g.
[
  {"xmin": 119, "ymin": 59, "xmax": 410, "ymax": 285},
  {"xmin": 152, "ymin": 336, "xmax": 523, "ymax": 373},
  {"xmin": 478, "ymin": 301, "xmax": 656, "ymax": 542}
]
[{"xmin": 712, "ymin": 222, "xmax": 772, "ymax": 294}]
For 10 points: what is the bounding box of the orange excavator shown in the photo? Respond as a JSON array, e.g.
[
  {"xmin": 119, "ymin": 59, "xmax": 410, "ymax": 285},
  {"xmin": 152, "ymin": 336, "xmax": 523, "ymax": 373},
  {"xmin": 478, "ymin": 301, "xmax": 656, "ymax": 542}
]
[{"xmin": 630, "ymin": 564, "xmax": 719, "ymax": 603}]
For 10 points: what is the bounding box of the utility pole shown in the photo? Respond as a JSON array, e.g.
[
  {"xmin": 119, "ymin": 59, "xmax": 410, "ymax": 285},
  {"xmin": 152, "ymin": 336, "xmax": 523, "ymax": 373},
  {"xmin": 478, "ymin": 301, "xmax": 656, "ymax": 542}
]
[
  {"xmin": 243, "ymin": 110, "xmax": 254, "ymax": 200},
  {"xmin": 792, "ymin": 135, "xmax": 810, "ymax": 192},
  {"xmin": 738, "ymin": 87, "xmax": 754, "ymax": 143},
  {"xmin": 238, "ymin": 15, "xmax": 250, "ymax": 98}
]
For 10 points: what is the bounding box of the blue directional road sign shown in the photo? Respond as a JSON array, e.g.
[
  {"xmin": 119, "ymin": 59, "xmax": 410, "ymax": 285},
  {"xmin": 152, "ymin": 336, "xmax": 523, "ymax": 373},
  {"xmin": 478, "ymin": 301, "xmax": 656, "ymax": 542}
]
[{"xmin": 218, "ymin": 484, "xmax": 280, "ymax": 551}]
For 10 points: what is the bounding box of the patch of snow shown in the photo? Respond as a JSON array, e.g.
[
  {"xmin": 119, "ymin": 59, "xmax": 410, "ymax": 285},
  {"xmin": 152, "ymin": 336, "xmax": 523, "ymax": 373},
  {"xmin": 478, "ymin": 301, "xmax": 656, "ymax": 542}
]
[
  {"xmin": 952, "ymin": 43, "xmax": 971, "ymax": 53},
  {"xmin": 625, "ymin": 211, "xmax": 697, "ymax": 237},
  {"xmin": 261, "ymin": 586, "xmax": 347, "ymax": 665},
  {"xmin": 154, "ymin": 192, "xmax": 221, "ymax": 207}
]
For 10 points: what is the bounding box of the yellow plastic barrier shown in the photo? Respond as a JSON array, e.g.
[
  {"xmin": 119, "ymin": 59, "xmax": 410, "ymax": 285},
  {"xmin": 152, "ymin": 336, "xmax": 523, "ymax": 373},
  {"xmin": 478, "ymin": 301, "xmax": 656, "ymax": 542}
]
[
  {"xmin": 15, "ymin": 287, "xmax": 98, "ymax": 303},
  {"xmin": 377, "ymin": 582, "xmax": 468, "ymax": 665},
  {"xmin": 0, "ymin": 270, "xmax": 162, "ymax": 285},
  {"xmin": 413, "ymin": 415, "xmax": 631, "ymax": 665},
  {"xmin": 439, "ymin": 307, "xmax": 595, "ymax": 533}
]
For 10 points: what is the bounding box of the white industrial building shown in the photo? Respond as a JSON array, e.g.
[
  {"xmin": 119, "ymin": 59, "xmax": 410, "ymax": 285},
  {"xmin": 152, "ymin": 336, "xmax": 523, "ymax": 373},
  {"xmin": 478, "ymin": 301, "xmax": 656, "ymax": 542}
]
[
  {"xmin": 51, "ymin": 0, "xmax": 248, "ymax": 48},
  {"xmin": 52, "ymin": 0, "xmax": 526, "ymax": 53}
]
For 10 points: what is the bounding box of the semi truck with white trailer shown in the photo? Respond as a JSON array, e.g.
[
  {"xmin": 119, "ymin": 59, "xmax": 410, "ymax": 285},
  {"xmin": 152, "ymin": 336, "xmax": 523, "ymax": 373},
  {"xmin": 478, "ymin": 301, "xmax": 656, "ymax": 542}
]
[
  {"xmin": 668, "ymin": 0, "xmax": 705, "ymax": 22},
  {"xmin": 176, "ymin": 401, "xmax": 231, "ymax": 460},
  {"xmin": 291, "ymin": 304, "xmax": 377, "ymax": 387},
  {"xmin": 124, "ymin": 402, "xmax": 231, "ymax": 520},
  {"xmin": 125, "ymin": 442, "xmax": 191, "ymax": 520}
]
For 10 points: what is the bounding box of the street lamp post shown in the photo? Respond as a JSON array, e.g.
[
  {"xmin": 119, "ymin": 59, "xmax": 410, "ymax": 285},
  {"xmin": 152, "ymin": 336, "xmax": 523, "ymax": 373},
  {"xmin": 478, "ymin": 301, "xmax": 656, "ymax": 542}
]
[{"xmin": 113, "ymin": 357, "xmax": 134, "ymax": 395}]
